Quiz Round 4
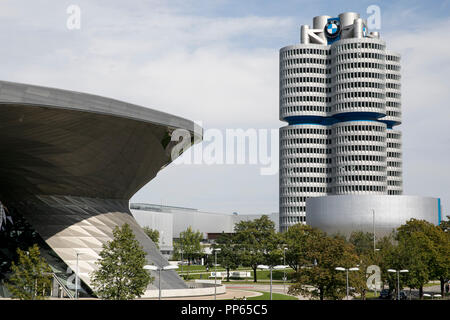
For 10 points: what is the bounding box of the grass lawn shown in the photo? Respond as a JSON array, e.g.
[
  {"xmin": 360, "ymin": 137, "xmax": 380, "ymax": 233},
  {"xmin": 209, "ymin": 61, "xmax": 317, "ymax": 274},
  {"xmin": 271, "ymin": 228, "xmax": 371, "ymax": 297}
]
[
  {"xmin": 178, "ymin": 269, "xmax": 295, "ymax": 282},
  {"xmin": 176, "ymin": 265, "xmax": 249, "ymax": 273},
  {"xmin": 354, "ymin": 291, "xmax": 379, "ymax": 300},
  {"xmin": 245, "ymin": 291, "xmax": 298, "ymax": 300}
]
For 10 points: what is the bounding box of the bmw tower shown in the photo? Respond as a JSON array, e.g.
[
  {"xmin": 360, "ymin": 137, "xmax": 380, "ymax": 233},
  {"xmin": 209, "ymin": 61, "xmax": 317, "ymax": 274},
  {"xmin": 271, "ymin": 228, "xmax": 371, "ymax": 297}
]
[{"xmin": 279, "ymin": 12, "xmax": 403, "ymax": 232}]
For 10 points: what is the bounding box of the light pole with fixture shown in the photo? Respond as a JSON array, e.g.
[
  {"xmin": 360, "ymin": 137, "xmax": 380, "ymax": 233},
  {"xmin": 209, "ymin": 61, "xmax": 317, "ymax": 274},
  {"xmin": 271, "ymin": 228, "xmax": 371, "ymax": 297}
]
[
  {"xmin": 144, "ymin": 264, "xmax": 179, "ymax": 300},
  {"xmin": 335, "ymin": 267, "xmax": 359, "ymax": 300},
  {"xmin": 372, "ymin": 209, "xmax": 376, "ymax": 253},
  {"xmin": 180, "ymin": 248, "xmax": 183, "ymax": 276},
  {"xmin": 214, "ymin": 248, "xmax": 221, "ymax": 300},
  {"xmin": 423, "ymin": 293, "xmax": 441, "ymax": 300},
  {"xmin": 75, "ymin": 251, "xmax": 86, "ymax": 299},
  {"xmin": 283, "ymin": 247, "xmax": 288, "ymax": 294},
  {"xmin": 257, "ymin": 265, "xmax": 289, "ymax": 300},
  {"xmin": 387, "ymin": 269, "xmax": 408, "ymax": 300}
]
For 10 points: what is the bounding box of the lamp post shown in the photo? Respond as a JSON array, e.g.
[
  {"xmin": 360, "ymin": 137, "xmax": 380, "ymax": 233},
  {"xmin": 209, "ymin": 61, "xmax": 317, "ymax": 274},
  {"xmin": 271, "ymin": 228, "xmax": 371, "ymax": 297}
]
[
  {"xmin": 144, "ymin": 265, "xmax": 179, "ymax": 300},
  {"xmin": 214, "ymin": 248, "xmax": 221, "ymax": 300},
  {"xmin": 423, "ymin": 293, "xmax": 441, "ymax": 300},
  {"xmin": 75, "ymin": 251, "xmax": 86, "ymax": 299},
  {"xmin": 180, "ymin": 248, "xmax": 183, "ymax": 275},
  {"xmin": 387, "ymin": 269, "xmax": 408, "ymax": 300},
  {"xmin": 257, "ymin": 265, "xmax": 289, "ymax": 300},
  {"xmin": 335, "ymin": 267, "xmax": 359, "ymax": 300},
  {"xmin": 372, "ymin": 209, "xmax": 376, "ymax": 253},
  {"xmin": 283, "ymin": 247, "xmax": 288, "ymax": 294}
]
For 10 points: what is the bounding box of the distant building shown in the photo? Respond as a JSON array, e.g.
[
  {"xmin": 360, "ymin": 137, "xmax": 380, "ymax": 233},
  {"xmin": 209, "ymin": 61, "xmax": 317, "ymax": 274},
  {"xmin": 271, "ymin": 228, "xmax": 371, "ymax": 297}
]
[{"xmin": 130, "ymin": 203, "xmax": 279, "ymax": 259}]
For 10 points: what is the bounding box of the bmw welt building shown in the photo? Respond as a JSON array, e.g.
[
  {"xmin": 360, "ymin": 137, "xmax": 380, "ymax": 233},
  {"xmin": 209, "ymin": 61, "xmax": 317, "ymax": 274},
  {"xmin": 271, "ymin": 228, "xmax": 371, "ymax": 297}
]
[
  {"xmin": 0, "ymin": 80, "xmax": 201, "ymax": 297},
  {"xmin": 279, "ymin": 12, "xmax": 442, "ymax": 236}
]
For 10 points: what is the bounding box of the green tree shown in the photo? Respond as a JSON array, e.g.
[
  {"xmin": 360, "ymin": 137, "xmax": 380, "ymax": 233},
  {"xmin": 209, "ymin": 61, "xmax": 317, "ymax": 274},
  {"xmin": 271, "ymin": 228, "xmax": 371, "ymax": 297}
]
[
  {"xmin": 288, "ymin": 229, "xmax": 359, "ymax": 300},
  {"xmin": 213, "ymin": 233, "xmax": 240, "ymax": 282},
  {"xmin": 283, "ymin": 224, "xmax": 316, "ymax": 272},
  {"xmin": 438, "ymin": 215, "xmax": 450, "ymax": 233},
  {"xmin": 6, "ymin": 244, "xmax": 52, "ymax": 300},
  {"xmin": 349, "ymin": 231, "xmax": 375, "ymax": 256},
  {"xmin": 233, "ymin": 215, "xmax": 280, "ymax": 282},
  {"xmin": 90, "ymin": 223, "xmax": 152, "ymax": 300},
  {"xmin": 396, "ymin": 219, "xmax": 450, "ymax": 298},
  {"xmin": 143, "ymin": 226, "xmax": 160, "ymax": 249},
  {"xmin": 437, "ymin": 215, "xmax": 450, "ymax": 296},
  {"xmin": 346, "ymin": 231, "xmax": 381, "ymax": 300},
  {"xmin": 173, "ymin": 226, "xmax": 204, "ymax": 279}
]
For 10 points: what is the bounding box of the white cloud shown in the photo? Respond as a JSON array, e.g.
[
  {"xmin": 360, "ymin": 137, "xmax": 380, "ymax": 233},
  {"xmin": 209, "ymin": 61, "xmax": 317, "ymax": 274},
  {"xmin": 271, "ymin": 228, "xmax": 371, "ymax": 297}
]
[{"xmin": 0, "ymin": 1, "xmax": 292, "ymax": 128}]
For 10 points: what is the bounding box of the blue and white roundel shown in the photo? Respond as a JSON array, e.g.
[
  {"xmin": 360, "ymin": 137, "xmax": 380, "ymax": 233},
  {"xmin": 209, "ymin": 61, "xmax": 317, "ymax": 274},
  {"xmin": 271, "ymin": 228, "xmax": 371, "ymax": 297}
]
[
  {"xmin": 325, "ymin": 20, "xmax": 341, "ymax": 38},
  {"xmin": 327, "ymin": 23, "xmax": 338, "ymax": 34}
]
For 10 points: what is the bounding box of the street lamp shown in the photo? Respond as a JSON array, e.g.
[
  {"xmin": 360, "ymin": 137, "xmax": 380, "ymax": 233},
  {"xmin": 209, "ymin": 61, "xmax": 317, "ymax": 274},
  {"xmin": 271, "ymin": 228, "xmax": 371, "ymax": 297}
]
[
  {"xmin": 387, "ymin": 269, "xmax": 408, "ymax": 300},
  {"xmin": 144, "ymin": 265, "xmax": 179, "ymax": 300},
  {"xmin": 75, "ymin": 251, "xmax": 87, "ymax": 299},
  {"xmin": 214, "ymin": 248, "xmax": 221, "ymax": 300},
  {"xmin": 335, "ymin": 267, "xmax": 359, "ymax": 300},
  {"xmin": 257, "ymin": 265, "xmax": 289, "ymax": 300},
  {"xmin": 423, "ymin": 293, "xmax": 441, "ymax": 300},
  {"xmin": 372, "ymin": 209, "xmax": 376, "ymax": 253},
  {"xmin": 180, "ymin": 248, "xmax": 183, "ymax": 275},
  {"xmin": 283, "ymin": 247, "xmax": 288, "ymax": 294}
]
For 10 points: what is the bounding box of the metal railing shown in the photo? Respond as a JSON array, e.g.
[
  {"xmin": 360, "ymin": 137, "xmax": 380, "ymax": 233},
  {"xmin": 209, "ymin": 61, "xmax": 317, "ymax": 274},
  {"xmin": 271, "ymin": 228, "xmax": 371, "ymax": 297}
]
[{"xmin": 51, "ymin": 273, "xmax": 75, "ymax": 299}]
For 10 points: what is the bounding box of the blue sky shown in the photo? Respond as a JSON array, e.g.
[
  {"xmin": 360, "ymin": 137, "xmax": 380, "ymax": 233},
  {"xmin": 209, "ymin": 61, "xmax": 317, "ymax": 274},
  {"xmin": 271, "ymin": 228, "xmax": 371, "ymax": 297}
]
[{"xmin": 0, "ymin": 0, "xmax": 449, "ymax": 215}]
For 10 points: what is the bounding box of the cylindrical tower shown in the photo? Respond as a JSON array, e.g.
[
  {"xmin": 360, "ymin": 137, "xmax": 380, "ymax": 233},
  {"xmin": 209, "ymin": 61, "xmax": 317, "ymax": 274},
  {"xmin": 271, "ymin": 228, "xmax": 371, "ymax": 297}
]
[
  {"xmin": 330, "ymin": 120, "xmax": 387, "ymax": 195},
  {"xmin": 279, "ymin": 12, "xmax": 402, "ymax": 231},
  {"xmin": 383, "ymin": 50, "xmax": 403, "ymax": 195},
  {"xmin": 279, "ymin": 44, "xmax": 331, "ymax": 232},
  {"xmin": 279, "ymin": 124, "xmax": 329, "ymax": 231},
  {"xmin": 279, "ymin": 44, "xmax": 330, "ymax": 121}
]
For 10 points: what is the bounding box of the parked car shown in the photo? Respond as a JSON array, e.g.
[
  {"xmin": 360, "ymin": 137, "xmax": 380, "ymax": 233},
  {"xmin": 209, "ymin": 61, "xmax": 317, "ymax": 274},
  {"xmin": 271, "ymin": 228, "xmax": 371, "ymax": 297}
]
[
  {"xmin": 379, "ymin": 289, "xmax": 392, "ymax": 299},
  {"xmin": 398, "ymin": 291, "xmax": 408, "ymax": 300}
]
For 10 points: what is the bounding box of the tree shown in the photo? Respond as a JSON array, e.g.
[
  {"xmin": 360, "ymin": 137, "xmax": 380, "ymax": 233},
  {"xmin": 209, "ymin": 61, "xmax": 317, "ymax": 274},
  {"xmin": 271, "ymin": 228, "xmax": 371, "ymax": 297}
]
[
  {"xmin": 283, "ymin": 224, "xmax": 316, "ymax": 272},
  {"xmin": 438, "ymin": 215, "xmax": 450, "ymax": 233},
  {"xmin": 396, "ymin": 219, "xmax": 450, "ymax": 298},
  {"xmin": 6, "ymin": 244, "xmax": 52, "ymax": 300},
  {"xmin": 143, "ymin": 227, "xmax": 160, "ymax": 249},
  {"xmin": 233, "ymin": 215, "xmax": 280, "ymax": 282},
  {"xmin": 346, "ymin": 231, "xmax": 381, "ymax": 300},
  {"xmin": 288, "ymin": 228, "xmax": 359, "ymax": 300},
  {"xmin": 173, "ymin": 227, "xmax": 204, "ymax": 279},
  {"xmin": 213, "ymin": 233, "xmax": 240, "ymax": 282},
  {"xmin": 349, "ymin": 231, "xmax": 375, "ymax": 256},
  {"xmin": 437, "ymin": 215, "xmax": 450, "ymax": 297},
  {"xmin": 90, "ymin": 223, "xmax": 152, "ymax": 300}
]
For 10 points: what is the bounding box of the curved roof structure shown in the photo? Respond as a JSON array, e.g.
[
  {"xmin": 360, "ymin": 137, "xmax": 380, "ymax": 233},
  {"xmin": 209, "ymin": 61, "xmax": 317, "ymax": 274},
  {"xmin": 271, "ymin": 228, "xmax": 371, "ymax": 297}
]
[{"xmin": 0, "ymin": 80, "xmax": 201, "ymax": 293}]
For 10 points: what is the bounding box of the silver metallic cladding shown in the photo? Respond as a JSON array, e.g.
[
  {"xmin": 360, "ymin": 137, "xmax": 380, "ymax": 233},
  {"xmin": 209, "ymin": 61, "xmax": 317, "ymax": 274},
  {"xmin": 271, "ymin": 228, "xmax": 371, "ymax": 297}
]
[{"xmin": 306, "ymin": 195, "xmax": 439, "ymax": 237}]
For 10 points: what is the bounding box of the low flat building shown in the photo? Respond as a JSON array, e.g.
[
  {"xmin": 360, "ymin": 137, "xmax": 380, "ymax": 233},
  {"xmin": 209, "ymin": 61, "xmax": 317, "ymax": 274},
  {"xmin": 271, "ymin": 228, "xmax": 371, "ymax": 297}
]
[{"xmin": 130, "ymin": 203, "xmax": 279, "ymax": 258}]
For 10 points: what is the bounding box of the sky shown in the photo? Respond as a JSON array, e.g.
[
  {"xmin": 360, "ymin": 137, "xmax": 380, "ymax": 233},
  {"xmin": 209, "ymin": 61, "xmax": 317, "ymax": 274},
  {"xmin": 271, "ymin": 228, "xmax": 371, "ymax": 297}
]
[{"xmin": 0, "ymin": 0, "xmax": 449, "ymax": 215}]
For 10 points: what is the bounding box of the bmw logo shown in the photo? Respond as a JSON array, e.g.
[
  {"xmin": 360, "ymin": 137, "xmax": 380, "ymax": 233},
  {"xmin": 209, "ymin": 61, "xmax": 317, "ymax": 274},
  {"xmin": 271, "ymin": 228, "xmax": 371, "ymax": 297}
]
[{"xmin": 325, "ymin": 19, "xmax": 341, "ymax": 38}]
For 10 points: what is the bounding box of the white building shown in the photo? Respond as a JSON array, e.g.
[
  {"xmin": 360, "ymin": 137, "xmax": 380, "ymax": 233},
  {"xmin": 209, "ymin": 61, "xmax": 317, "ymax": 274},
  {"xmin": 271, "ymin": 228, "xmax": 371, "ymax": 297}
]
[{"xmin": 130, "ymin": 203, "xmax": 279, "ymax": 258}]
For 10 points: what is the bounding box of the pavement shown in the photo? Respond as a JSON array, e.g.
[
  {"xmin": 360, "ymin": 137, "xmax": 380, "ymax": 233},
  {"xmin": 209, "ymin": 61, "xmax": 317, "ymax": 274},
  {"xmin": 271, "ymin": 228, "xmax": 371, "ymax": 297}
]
[
  {"xmin": 139, "ymin": 288, "xmax": 263, "ymax": 300},
  {"xmin": 2, "ymin": 282, "xmax": 446, "ymax": 300}
]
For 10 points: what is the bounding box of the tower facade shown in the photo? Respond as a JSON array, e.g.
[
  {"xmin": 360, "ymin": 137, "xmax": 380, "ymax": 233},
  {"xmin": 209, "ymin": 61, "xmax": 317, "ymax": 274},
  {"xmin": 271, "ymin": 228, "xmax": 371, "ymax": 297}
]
[{"xmin": 279, "ymin": 12, "xmax": 402, "ymax": 232}]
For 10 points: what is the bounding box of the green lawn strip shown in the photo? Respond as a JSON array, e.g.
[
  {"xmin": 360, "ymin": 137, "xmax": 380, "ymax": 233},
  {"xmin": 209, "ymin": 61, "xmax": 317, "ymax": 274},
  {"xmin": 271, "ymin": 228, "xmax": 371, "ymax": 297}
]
[
  {"xmin": 245, "ymin": 291, "xmax": 298, "ymax": 300},
  {"xmin": 178, "ymin": 269, "xmax": 295, "ymax": 279},
  {"xmin": 176, "ymin": 265, "xmax": 250, "ymax": 272}
]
